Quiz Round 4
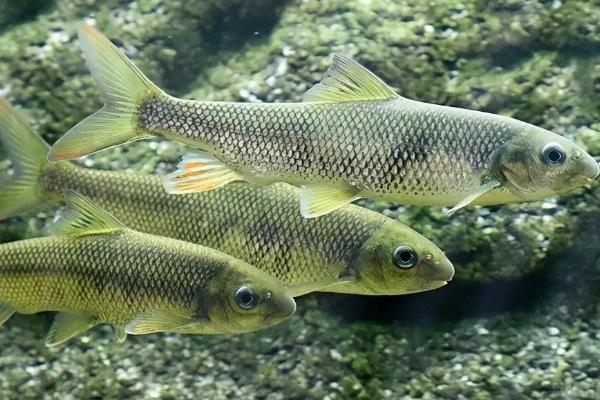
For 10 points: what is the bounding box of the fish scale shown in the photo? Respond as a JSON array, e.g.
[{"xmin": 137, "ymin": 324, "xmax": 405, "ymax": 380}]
[
  {"xmin": 139, "ymin": 97, "xmax": 514, "ymax": 197},
  {"xmin": 43, "ymin": 166, "xmax": 381, "ymax": 286},
  {"xmin": 0, "ymin": 193, "xmax": 296, "ymax": 344},
  {"xmin": 0, "ymin": 231, "xmax": 218, "ymax": 325}
]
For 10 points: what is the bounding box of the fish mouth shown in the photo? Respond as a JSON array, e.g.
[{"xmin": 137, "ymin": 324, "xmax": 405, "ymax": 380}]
[
  {"xmin": 263, "ymin": 297, "xmax": 296, "ymax": 323},
  {"xmin": 419, "ymin": 280, "xmax": 449, "ymax": 292},
  {"xmin": 399, "ymin": 280, "xmax": 449, "ymax": 295}
]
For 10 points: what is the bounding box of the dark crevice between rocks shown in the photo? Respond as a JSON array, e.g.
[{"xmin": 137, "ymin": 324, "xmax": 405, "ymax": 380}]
[
  {"xmin": 0, "ymin": 0, "xmax": 55, "ymax": 33},
  {"xmin": 161, "ymin": 0, "xmax": 291, "ymax": 94},
  {"xmin": 315, "ymin": 209, "xmax": 600, "ymax": 327}
]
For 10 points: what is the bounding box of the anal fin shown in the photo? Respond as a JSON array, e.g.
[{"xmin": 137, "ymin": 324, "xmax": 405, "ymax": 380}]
[
  {"xmin": 164, "ymin": 151, "xmax": 244, "ymax": 194},
  {"xmin": 446, "ymin": 179, "xmax": 501, "ymax": 216},
  {"xmin": 45, "ymin": 312, "xmax": 97, "ymax": 347},
  {"xmin": 0, "ymin": 304, "xmax": 15, "ymax": 325},
  {"xmin": 300, "ymin": 185, "xmax": 359, "ymax": 218}
]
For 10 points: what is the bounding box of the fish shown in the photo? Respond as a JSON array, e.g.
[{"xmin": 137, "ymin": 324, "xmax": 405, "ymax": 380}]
[
  {"xmin": 0, "ymin": 191, "xmax": 296, "ymax": 347},
  {"xmin": 48, "ymin": 25, "xmax": 599, "ymax": 218},
  {"xmin": 0, "ymin": 98, "xmax": 454, "ymax": 296}
]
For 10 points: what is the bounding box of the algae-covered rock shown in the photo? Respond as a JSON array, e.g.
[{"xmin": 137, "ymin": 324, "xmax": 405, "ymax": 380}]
[{"xmin": 0, "ymin": 0, "xmax": 286, "ymax": 143}]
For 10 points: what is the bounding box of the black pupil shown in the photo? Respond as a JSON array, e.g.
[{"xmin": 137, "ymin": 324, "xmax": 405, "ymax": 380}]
[
  {"xmin": 394, "ymin": 246, "xmax": 417, "ymax": 268},
  {"xmin": 239, "ymin": 291, "xmax": 253, "ymax": 305},
  {"xmin": 547, "ymin": 149, "xmax": 562, "ymax": 163},
  {"xmin": 399, "ymin": 250, "xmax": 414, "ymax": 263}
]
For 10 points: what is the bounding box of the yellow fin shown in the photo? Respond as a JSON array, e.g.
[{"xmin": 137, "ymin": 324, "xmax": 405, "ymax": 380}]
[
  {"xmin": 48, "ymin": 24, "xmax": 161, "ymax": 161},
  {"xmin": 300, "ymin": 185, "xmax": 359, "ymax": 218},
  {"xmin": 113, "ymin": 326, "xmax": 127, "ymax": 343},
  {"xmin": 287, "ymin": 276, "xmax": 355, "ymax": 297},
  {"xmin": 164, "ymin": 151, "xmax": 244, "ymax": 194},
  {"xmin": 0, "ymin": 98, "xmax": 53, "ymax": 220},
  {"xmin": 125, "ymin": 310, "xmax": 192, "ymax": 335},
  {"xmin": 0, "ymin": 304, "xmax": 15, "ymax": 325},
  {"xmin": 45, "ymin": 312, "xmax": 97, "ymax": 347},
  {"xmin": 446, "ymin": 179, "xmax": 501, "ymax": 216},
  {"xmin": 53, "ymin": 191, "xmax": 126, "ymax": 236},
  {"xmin": 303, "ymin": 54, "xmax": 399, "ymax": 103}
]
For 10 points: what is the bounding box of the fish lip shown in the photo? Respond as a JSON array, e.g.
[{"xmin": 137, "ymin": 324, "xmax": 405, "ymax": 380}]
[
  {"xmin": 423, "ymin": 280, "xmax": 449, "ymax": 291},
  {"xmin": 401, "ymin": 280, "xmax": 449, "ymax": 294},
  {"xmin": 263, "ymin": 298, "xmax": 296, "ymax": 323}
]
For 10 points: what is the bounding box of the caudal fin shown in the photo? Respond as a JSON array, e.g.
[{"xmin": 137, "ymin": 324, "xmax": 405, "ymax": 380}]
[
  {"xmin": 0, "ymin": 98, "xmax": 51, "ymax": 220},
  {"xmin": 48, "ymin": 24, "xmax": 164, "ymax": 161}
]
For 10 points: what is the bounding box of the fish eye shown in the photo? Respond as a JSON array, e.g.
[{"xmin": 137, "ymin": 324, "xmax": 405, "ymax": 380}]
[
  {"xmin": 234, "ymin": 286, "xmax": 257, "ymax": 310},
  {"xmin": 393, "ymin": 245, "xmax": 418, "ymax": 269},
  {"xmin": 542, "ymin": 143, "xmax": 566, "ymax": 166}
]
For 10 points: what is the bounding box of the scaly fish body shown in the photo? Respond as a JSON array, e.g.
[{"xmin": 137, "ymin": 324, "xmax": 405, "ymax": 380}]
[
  {"xmin": 0, "ymin": 193, "xmax": 296, "ymax": 346},
  {"xmin": 0, "ymin": 98, "xmax": 454, "ymax": 296},
  {"xmin": 43, "ymin": 166, "xmax": 375, "ymax": 285},
  {"xmin": 41, "ymin": 165, "xmax": 453, "ymax": 295},
  {"xmin": 49, "ymin": 26, "xmax": 599, "ymax": 218},
  {"xmin": 139, "ymin": 96, "xmax": 517, "ymax": 206},
  {"xmin": 0, "ymin": 232, "xmax": 223, "ymax": 327}
]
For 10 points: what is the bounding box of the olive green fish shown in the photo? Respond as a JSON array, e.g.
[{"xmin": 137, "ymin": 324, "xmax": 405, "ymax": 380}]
[
  {"xmin": 49, "ymin": 25, "xmax": 599, "ymax": 218},
  {"xmin": 0, "ymin": 192, "xmax": 296, "ymax": 347},
  {"xmin": 0, "ymin": 98, "xmax": 453, "ymax": 296}
]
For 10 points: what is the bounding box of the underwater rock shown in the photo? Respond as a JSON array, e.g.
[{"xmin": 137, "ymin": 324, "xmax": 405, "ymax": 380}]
[{"xmin": 0, "ymin": 0, "xmax": 286, "ymax": 144}]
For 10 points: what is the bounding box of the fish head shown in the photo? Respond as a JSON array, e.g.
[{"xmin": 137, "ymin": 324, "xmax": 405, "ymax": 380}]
[
  {"xmin": 495, "ymin": 125, "xmax": 599, "ymax": 197},
  {"xmin": 204, "ymin": 260, "xmax": 296, "ymax": 334},
  {"xmin": 347, "ymin": 220, "xmax": 454, "ymax": 295}
]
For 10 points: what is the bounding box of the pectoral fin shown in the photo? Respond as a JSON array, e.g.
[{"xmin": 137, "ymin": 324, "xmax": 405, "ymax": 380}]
[
  {"xmin": 0, "ymin": 304, "xmax": 15, "ymax": 325},
  {"xmin": 125, "ymin": 310, "xmax": 192, "ymax": 335},
  {"xmin": 287, "ymin": 276, "xmax": 355, "ymax": 297},
  {"xmin": 447, "ymin": 179, "xmax": 501, "ymax": 216},
  {"xmin": 164, "ymin": 151, "xmax": 244, "ymax": 194},
  {"xmin": 45, "ymin": 312, "xmax": 97, "ymax": 347},
  {"xmin": 300, "ymin": 185, "xmax": 359, "ymax": 218}
]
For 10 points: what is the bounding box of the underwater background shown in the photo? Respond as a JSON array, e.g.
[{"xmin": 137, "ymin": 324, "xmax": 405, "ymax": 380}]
[{"xmin": 1, "ymin": 0, "xmax": 600, "ymax": 398}]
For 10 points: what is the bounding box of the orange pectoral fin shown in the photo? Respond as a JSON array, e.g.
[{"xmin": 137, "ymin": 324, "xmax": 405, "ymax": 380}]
[{"xmin": 164, "ymin": 151, "xmax": 244, "ymax": 194}]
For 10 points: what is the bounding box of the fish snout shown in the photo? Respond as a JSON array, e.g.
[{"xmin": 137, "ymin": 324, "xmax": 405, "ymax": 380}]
[
  {"xmin": 576, "ymin": 151, "xmax": 600, "ymax": 181},
  {"xmin": 583, "ymin": 158, "xmax": 600, "ymax": 180},
  {"xmin": 281, "ymin": 296, "xmax": 297, "ymax": 317},
  {"xmin": 265, "ymin": 295, "xmax": 296, "ymax": 324},
  {"xmin": 421, "ymin": 253, "xmax": 455, "ymax": 283},
  {"xmin": 435, "ymin": 258, "xmax": 455, "ymax": 282}
]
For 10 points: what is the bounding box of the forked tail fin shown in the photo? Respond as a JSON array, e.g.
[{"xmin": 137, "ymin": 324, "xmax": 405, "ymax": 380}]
[
  {"xmin": 48, "ymin": 24, "xmax": 164, "ymax": 161},
  {"xmin": 0, "ymin": 98, "xmax": 53, "ymax": 220}
]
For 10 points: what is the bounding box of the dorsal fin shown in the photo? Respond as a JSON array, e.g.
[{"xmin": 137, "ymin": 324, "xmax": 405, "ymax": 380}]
[
  {"xmin": 303, "ymin": 54, "xmax": 399, "ymax": 103},
  {"xmin": 53, "ymin": 190, "xmax": 125, "ymax": 236}
]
